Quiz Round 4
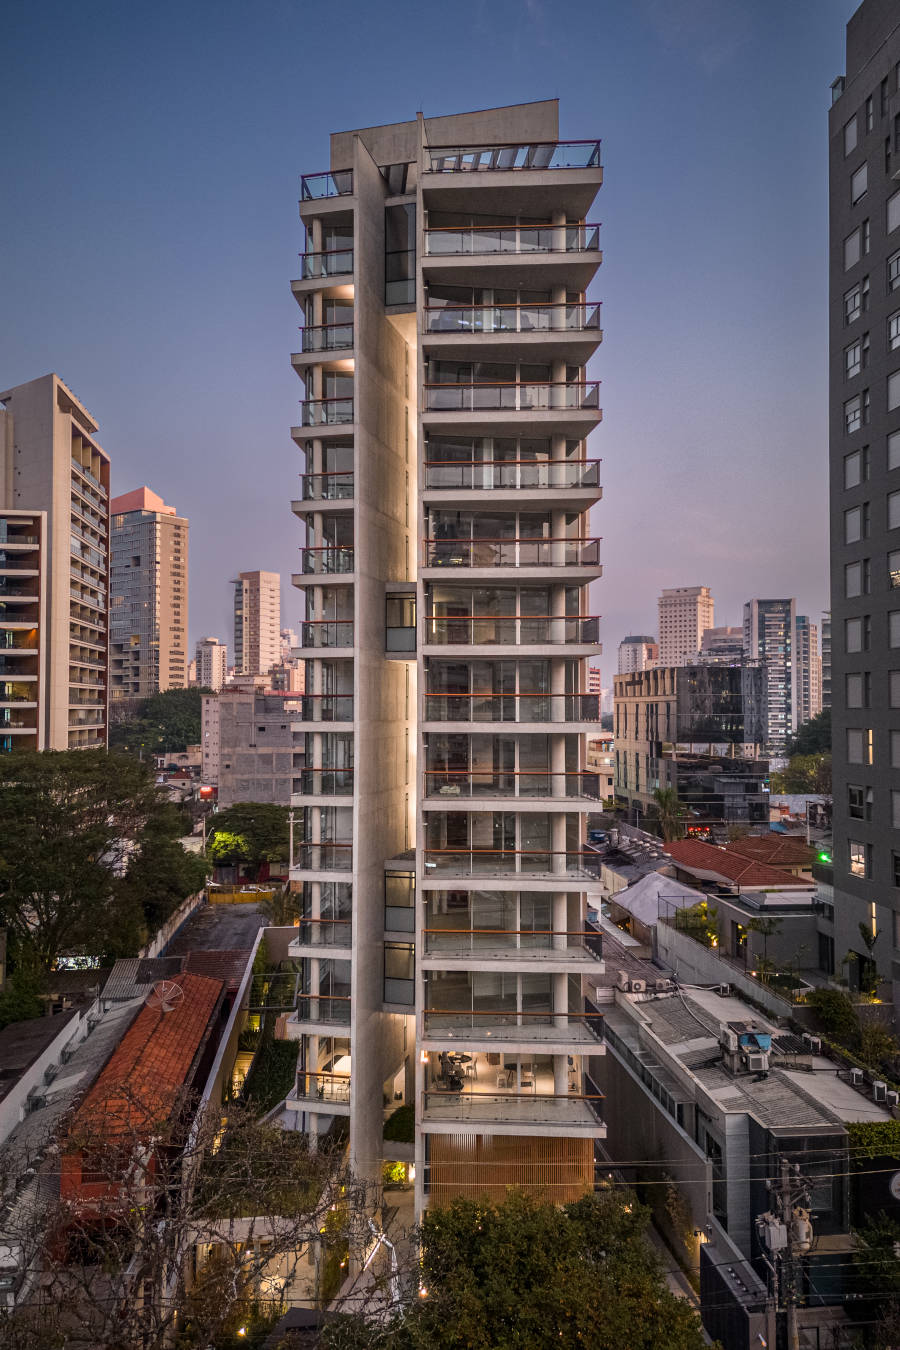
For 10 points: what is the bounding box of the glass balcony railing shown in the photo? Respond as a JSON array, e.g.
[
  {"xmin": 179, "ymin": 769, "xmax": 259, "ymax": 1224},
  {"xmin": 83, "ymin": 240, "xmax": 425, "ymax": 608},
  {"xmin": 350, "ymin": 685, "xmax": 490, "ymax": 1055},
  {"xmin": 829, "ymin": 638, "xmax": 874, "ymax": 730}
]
[
  {"xmin": 423, "ymin": 693, "xmax": 600, "ymax": 723},
  {"xmin": 0, "ymin": 633, "xmax": 38, "ymax": 651},
  {"xmin": 299, "ymin": 470, "xmax": 354, "ymax": 501},
  {"xmin": 293, "ymin": 918, "xmax": 352, "ymax": 948},
  {"xmin": 421, "ymin": 1091, "xmax": 604, "ymax": 1128},
  {"xmin": 423, "ymin": 614, "xmax": 599, "ymax": 646},
  {"xmin": 300, "ymin": 397, "xmax": 354, "ymax": 426},
  {"xmin": 0, "ymin": 533, "xmax": 38, "ymax": 546},
  {"xmin": 300, "ymin": 169, "xmax": 353, "ymax": 199},
  {"xmin": 0, "ymin": 661, "xmax": 37, "ymax": 676},
  {"xmin": 424, "ymin": 381, "xmax": 599, "ymax": 414},
  {"xmin": 422, "ymin": 848, "xmax": 600, "ymax": 879},
  {"xmin": 0, "ymin": 583, "xmax": 39, "ymax": 600},
  {"xmin": 424, "ymin": 302, "xmax": 601, "ymax": 335},
  {"xmin": 423, "ymin": 926, "xmax": 602, "ymax": 960},
  {"xmin": 294, "ymin": 694, "xmax": 354, "ymax": 722},
  {"xmin": 299, "ymin": 620, "xmax": 354, "ymax": 648},
  {"xmin": 424, "ymin": 770, "xmax": 600, "ymax": 800},
  {"xmin": 422, "ymin": 1008, "xmax": 604, "ymax": 1043},
  {"xmin": 293, "ymin": 993, "xmax": 351, "ymax": 1025},
  {"xmin": 423, "ymin": 537, "xmax": 601, "ymax": 568},
  {"xmin": 71, "ymin": 460, "xmax": 107, "ymax": 495},
  {"xmin": 424, "ymin": 223, "xmax": 600, "ymax": 257},
  {"xmin": 300, "ymin": 545, "xmax": 355, "ymax": 575},
  {"xmin": 296, "ymin": 768, "xmax": 354, "ymax": 796},
  {"xmin": 293, "ymin": 1073, "xmax": 351, "ymax": 1103},
  {"xmin": 424, "ymin": 457, "xmax": 600, "ymax": 492},
  {"xmin": 299, "ymin": 322, "xmax": 354, "ymax": 352},
  {"xmin": 299, "ymin": 247, "xmax": 353, "ymax": 279},
  {"xmin": 427, "ymin": 140, "xmax": 601, "ymax": 174},
  {"xmin": 293, "ymin": 843, "xmax": 353, "ymax": 872}
]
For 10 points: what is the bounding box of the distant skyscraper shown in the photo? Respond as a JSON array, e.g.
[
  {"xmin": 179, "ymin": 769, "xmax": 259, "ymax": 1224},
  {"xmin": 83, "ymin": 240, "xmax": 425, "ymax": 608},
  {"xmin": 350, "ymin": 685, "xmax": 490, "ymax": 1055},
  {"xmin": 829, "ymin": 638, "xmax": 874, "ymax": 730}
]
[
  {"xmin": 195, "ymin": 636, "xmax": 227, "ymax": 692},
  {"xmin": 795, "ymin": 615, "xmax": 822, "ymax": 728},
  {"xmin": 742, "ymin": 598, "xmax": 797, "ymax": 755},
  {"xmin": 698, "ymin": 625, "xmax": 743, "ymax": 663},
  {"xmin": 587, "ymin": 666, "xmax": 602, "ymax": 695},
  {"xmin": 657, "ymin": 587, "xmax": 714, "ymax": 666},
  {"xmin": 110, "ymin": 487, "xmax": 188, "ymax": 701},
  {"xmin": 0, "ymin": 374, "xmax": 111, "ymax": 750},
  {"xmin": 616, "ymin": 635, "xmax": 658, "ymax": 674},
  {"xmin": 280, "ymin": 626, "xmax": 299, "ymax": 660},
  {"xmin": 233, "ymin": 570, "xmax": 280, "ymax": 675}
]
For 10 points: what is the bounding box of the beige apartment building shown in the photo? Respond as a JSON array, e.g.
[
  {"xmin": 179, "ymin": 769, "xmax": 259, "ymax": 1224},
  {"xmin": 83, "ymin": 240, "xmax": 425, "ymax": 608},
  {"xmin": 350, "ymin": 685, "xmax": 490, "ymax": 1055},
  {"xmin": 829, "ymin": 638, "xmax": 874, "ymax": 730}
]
[
  {"xmin": 0, "ymin": 374, "xmax": 110, "ymax": 750},
  {"xmin": 233, "ymin": 569, "xmax": 280, "ymax": 675},
  {"xmin": 109, "ymin": 487, "xmax": 188, "ymax": 700},
  {"xmin": 657, "ymin": 585, "xmax": 714, "ymax": 666},
  {"xmin": 287, "ymin": 100, "xmax": 606, "ymax": 1213},
  {"xmin": 195, "ymin": 635, "xmax": 227, "ymax": 691}
]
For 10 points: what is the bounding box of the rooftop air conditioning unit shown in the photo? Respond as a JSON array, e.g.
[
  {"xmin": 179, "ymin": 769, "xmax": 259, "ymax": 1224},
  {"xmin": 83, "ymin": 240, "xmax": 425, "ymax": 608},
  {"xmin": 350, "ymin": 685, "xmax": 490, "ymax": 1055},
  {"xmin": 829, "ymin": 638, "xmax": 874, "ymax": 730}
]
[
  {"xmin": 615, "ymin": 970, "xmax": 630, "ymax": 992},
  {"xmin": 850, "ymin": 1067, "xmax": 864, "ymax": 1087},
  {"xmin": 873, "ymin": 1080, "xmax": 888, "ymax": 1103},
  {"xmin": 655, "ymin": 978, "xmax": 670, "ymax": 993},
  {"xmin": 717, "ymin": 983, "xmax": 731, "ymax": 998},
  {"xmin": 887, "ymin": 1090, "xmax": 899, "ymax": 1108},
  {"xmin": 630, "ymin": 978, "xmax": 647, "ymax": 994},
  {"xmin": 745, "ymin": 1052, "xmax": 769, "ymax": 1073}
]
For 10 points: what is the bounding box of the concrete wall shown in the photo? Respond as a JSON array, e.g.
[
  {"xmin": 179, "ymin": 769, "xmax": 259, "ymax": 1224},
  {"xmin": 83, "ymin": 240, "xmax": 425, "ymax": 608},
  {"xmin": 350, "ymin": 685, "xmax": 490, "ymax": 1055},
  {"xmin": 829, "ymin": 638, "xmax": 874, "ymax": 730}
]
[{"xmin": 655, "ymin": 923, "xmax": 795, "ymax": 1020}]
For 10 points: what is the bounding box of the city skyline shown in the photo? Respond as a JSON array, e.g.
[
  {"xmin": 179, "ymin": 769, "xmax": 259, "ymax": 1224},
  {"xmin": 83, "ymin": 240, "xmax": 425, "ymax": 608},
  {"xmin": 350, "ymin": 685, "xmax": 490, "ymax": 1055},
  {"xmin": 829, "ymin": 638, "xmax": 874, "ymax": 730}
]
[{"xmin": 0, "ymin": 0, "xmax": 850, "ymax": 649}]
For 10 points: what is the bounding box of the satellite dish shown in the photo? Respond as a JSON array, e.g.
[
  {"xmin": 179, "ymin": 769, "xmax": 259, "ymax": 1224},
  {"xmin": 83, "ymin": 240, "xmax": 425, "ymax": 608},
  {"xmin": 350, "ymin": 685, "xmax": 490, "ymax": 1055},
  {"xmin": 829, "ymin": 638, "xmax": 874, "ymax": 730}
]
[{"xmin": 145, "ymin": 980, "xmax": 184, "ymax": 1013}]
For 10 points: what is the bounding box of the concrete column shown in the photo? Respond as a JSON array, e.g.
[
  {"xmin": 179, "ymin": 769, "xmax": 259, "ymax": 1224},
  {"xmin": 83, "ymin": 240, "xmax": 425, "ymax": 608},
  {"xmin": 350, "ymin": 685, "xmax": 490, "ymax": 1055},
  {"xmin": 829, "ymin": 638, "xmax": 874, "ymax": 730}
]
[
  {"xmin": 550, "ymin": 581, "xmax": 567, "ymax": 648},
  {"xmin": 551, "ymin": 812, "xmax": 567, "ymax": 876},
  {"xmin": 553, "ymin": 970, "xmax": 568, "ymax": 1028},
  {"xmin": 552, "ymin": 891, "xmax": 568, "ymax": 953},
  {"xmin": 554, "ymin": 1052, "xmax": 568, "ymax": 1096}
]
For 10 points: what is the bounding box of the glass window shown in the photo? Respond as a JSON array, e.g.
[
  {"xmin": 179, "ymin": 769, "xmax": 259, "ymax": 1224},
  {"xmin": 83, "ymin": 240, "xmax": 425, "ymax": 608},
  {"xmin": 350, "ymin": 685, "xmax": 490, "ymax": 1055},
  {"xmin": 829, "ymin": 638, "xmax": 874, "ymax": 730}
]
[
  {"xmin": 890, "ymin": 372, "xmax": 900, "ymax": 411},
  {"xmin": 848, "ymin": 729, "xmax": 863, "ymax": 763},
  {"xmin": 845, "ymin": 561, "xmax": 863, "ymax": 596},
  {"xmin": 890, "ymin": 491, "xmax": 900, "ymax": 529},
  {"xmin": 847, "ymin": 673, "xmax": 864, "ymax": 707},
  {"xmin": 894, "ymin": 731, "xmax": 900, "ymax": 768},
  {"xmin": 849, "ymin": 840, "xmax": 870, "ymax": 878},
  {"xmin": 846, "ymin": 341, "xmax": 861, "ymax": 378},
  {"xmin": 866, "ymin": 96, "xmax": 874, "ymax": 130},
  {"xmin": 889, "ymin": 312, "xmax": 900, "ymax": 351},
  {"xmin": 863, "ymin": 219, "xmax": 871, "ymax": 253},
  {"xmin": 845, "ymin": 283, "xmax": 862, "ymax": 324},
  {"xmin": 891, "ymin": 431, "xmax": 900, "ymax": 470},
  {"xmin": 845, "ymin": 228, "xmax": 861, "ymax": 270},
  {"xmin": 894, "ymin": 854, "xmax": 900, "ymax": 888},
  {"xmin": 890, "ymin": 189, "xmax": 900, "ymax": 234},
  {"xmin": 845, "ymin": 449, "xmax": 862, "ymax": 487},
  {"xmin": 890, "ymin": 550, "xmax": 900, "ymax": 587},
  {"xmin": 893, "ymin": 791, "xmax": 900, "ymax": 830},
  {"xmin": 891, "ymin": 671, "xmax": 900, "ymax": 707},
  {"xmin": 848, "ymin": 785, "xmax": 868, "ymax": 820},
  {"xmin": 844, "ymin": 117, "xmax": 858, "ymax": 155},
  {"xmin": 891, "ymin": 251, "xmax": 900, "ymax": 292},
  {"xmin": 852, "ymin": 163, "xmax": 868, "ymax": 204},
  {"xmin": 846, "ymin": 617, "xmax": 863, "ymax": 651},
  {"xmin": 845, "ymin": 395, "xmax": 862, "ymax": 433},
  {"xmin": 891, "ymin": 611, "xmax": 900, "ymax": 647},
  {"xmin": 845, "ymin": 505, "xmax": 862, "ymax": 542}
]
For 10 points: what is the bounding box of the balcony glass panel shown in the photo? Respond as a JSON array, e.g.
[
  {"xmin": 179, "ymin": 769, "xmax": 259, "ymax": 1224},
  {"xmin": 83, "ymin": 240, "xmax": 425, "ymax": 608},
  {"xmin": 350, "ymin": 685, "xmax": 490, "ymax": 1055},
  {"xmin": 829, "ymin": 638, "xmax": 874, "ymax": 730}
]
[
  {"xmin": 424, "ymin": 382, "xmax": 599, "ymax": 413},
  {"xmin": 423, "ymin": 693, "xmax": 599, "ymax": 722},
  {"xmin": 295, "ymin": 694, "xmax": 354, "ymax": 721},
  {"xmin": 422, "ymin": 1091, "xmax": 603, "ymax": 1128},
  {"xmin": 299, "ymin": 471, "xmax": 354, "ymax": 501},
  {"xmin": 424, "ymin": 457, "xmax": 600, "ymax": 492},
  {"xmin": 423, "ymin": 848, "xmax": 598, "ymax": 879},
  {"xmin": 423, "ymin": 614, "xmax": 598, "ymax": 645},
  {"xmin": 296, "ymin": 768, "xmax": 354, "ymax": 796},
  {"xmin": 299, "ymin": 620, "xmax": 354, "ymax": 649},
  {"xmin": 428, "ymin": 141, "xmax": 601, "ymax": 173},
  {"xmin": 299, "ymin": 248, "xmax": 353, "ymax": 279},
  {"xmin": 295, "ymin": 1072, "xmax": 351, "ymax": 1103},
  {"xmin": 293, "ymin": 843, "xmax": 352, "ymax": 871},
  {"xmin": 294, "ymin": 994, "xmax": 351, "ymax": 1025},
  {"xmin": 300, "ymin": 323, "xmax": 354, "ymax": 352},
  {"xmin": 424, "ymin": 538, "xmax": 600, "ymax": 569},
  {"xmin": 424, "ymin": 302, "xmax": 601, "ymax": 334},
  {"xmin": 424, "ymin": 223, "xmax": 600, "ymax": 257},
  {"xmin": 300, "ymin": 169, "xmax": 353, "ymax": 199},
  {"xmin": 299, "ymin": 398, "xmax": 354, "ymax": 427},
  {"xmin": 425, "ymin": 770, "xmax": 599, "ymax": 800},
  {"xmin": 300, "ymin": 546, "xmax": 355, "ymax": 575}
]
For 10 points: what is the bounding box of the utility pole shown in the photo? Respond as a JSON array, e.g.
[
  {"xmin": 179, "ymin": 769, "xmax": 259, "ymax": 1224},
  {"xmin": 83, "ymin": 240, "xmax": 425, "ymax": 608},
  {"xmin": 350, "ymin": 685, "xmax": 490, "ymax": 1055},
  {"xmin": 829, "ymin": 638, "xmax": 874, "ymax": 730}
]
[
  {"xmin": 288, "ymin": 807, "xmax": 295, "ymax": 873},
  {"xmin": 756, "ymin": 1158, "xmax": 812, "ymax": 1350}
]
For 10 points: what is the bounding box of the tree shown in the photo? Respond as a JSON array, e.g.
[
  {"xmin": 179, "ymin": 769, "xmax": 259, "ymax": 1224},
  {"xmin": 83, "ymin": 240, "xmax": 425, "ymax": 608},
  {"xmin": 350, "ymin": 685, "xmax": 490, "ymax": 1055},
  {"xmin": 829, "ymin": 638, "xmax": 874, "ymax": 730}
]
[
  {"xmin": 0, "ymin": 1091, "xmax": 367, "ymax": 1350},
  {"xmin": 323, "ymin": 1189, "xmax": 708, "ymax": 1350},
  {"xmin": 808, "ymin": 987, "xmax": 859, "ymax": 1044},
  {"xmin": 785, "ymin": 708, "xmax": 831, "ymax": 756},
  {"xmin": 0, "ymin": 750, "xmax": 205, "ymax": 970},
  {"xmin": 769, "ymin": 753, "xmax": 831, "ymax": 795},
  {"xmin": 651, "ymin": 786, "xmax": 686, "ymax": 843},
  {"xmin": 109, "ymin": 687, "xmax": 211, "ymax": 756},
  {"xmin": 747, "ymin": 915, "xmax": 782, "ymax": 968},
  {"xmin": 207, "ymin": 804, "xmax": 290, "ymax": 879}
]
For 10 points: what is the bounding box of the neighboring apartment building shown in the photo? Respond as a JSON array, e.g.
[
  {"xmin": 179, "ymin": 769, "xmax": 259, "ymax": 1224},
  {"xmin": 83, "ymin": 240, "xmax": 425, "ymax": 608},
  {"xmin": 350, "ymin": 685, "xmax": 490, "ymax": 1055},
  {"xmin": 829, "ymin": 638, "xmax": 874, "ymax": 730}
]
[
  {"xmin": 0, "ymin": 509, "xmax": 47, "ymax": 751},
  {"xmin": 195, "ymin": 636, "xmax": 227, "ymax": 692},
  {"xmin": 657, "ymin": 586, "xmax": 714, "ymax": 666},
  {"xmin": 698, "ymin": 625, "xmax": 743, "ymax": 663},
  {"xmin": 821, "ymin": 610, "xmax": 832, "ymax": 708},
  {"xmin": 233, "ymin": 570, "xmax": 280, "ymax": 676},
  {"xmin": 742, "ymin": 598, "xmax": 797, "ymax": 755},
  {"xmin": 286, "ymin": 101, "xmax": 606, "ymax": 1213},
  {"xmin": 0, "ymin": 374, "xmax": 110, "ymax": 750},
  {"xmin": 614, "ymin": 663, "xmax": 768, "ymax": 828},
  {"xmin": 829, "ymin": 0, "xmax": 900, "ymax": 1002},
  {"xmin": 109, "ymin": 487, "xmax": 188, "ymax": 701},
  {"xmin": 616, "ymin": 634, "xmax": 658, "ymax": 673},
  {"xmin": 201, "ymin": 693, "xmax": 220, "ymax": 785},
  {"xmin": 215, "ymin": 689, "xmax": 303, "ymax": 806},
  {"xmin": 795, "ymin": 613, "xmax": 822, "ymax": 727}
]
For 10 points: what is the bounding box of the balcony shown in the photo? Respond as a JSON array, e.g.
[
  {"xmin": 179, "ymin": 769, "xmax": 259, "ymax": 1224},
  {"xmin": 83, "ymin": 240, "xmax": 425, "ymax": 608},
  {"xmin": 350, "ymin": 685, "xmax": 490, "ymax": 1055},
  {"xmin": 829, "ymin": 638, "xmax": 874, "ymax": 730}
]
[
  {"xmin": 299, "ymin": 397, "xmax": 354, "ymax": 427},
  {"xmin": 423, "ymin": 537, "xmax": 601, "ymax": 572},
  {"xmin": 292, "ymin": 843, "xmax": 353, "ymax": 873},
  {"xmin": 421, "ymin": 1090, "xmax": 603, "ymax": 1133},
  {"xmin": 423, "ymin": 613, "xmax": 599, "ymax": 648},
  {"xmin": 0, "ymin": 533, "xmax": 39, "ymax": 547},
  {"xmin": 295, "ymin": 767, "xmax": 354, "ymax": 796},
  {"xmin": 424, "ymin": 457, "xmax": 600, "ymax": 495},
  {"xmin": 297, "ymin": 620, "xmax": 354, "ymax": 650},
  {"xmin": 427, "ymin": 140, "xmax": 601, "ymax": 175},
  {"xmin": 421, "ymin": 1008, "xmax": 604, "ymax": 1048},
  {"xmin": 297, "ymin": 470, "xmax": 354, "ymax": 502},
  {"xmin": 292, "ymin": 1073, "xmax": 351, "ymax": 1104},
  {"xmin": 297, "ymin": 247, "xmax": 353, "ymax": 280},
  {"xmin": 0, "ymin": 634, "xmax": 38, "ymax": 652},
  {"xmin": 424, "ymin": 769, "xmax": 600, "ymax": 802},
  {"xmin": 424, "ymin": 222, "xmax": 600, "ymax": 257},
  {"xmin": 290, "ymin": 917, "xmax": 352, "ymax": 953},
  {"xmin": 423, "ymin": 693, "xmax": 599, "ymax": 725},
  {"xmin": 0, "ymin": 583, "xmax": 40, "ymax": 601},
  {"xmin": 424, "ymin": 301, "xmax": 600, "ymax": 335},
  {"xmin": 293, "ymin": 693, "xmax": 354, "ymax": 723},
  {"xmin": 422, "ymin": 926, "xmax": 602, "ymax": 963},
  {"xmin": 422, "ymin": 848, "xmax": 599, "ymax": 880},
  {"xmin": 70, "ymin": 459, "xmax": 107, "ymax": 495},
  {"xmin": 292, "ymin": 993, "xmax": 351, "ymax": 1026},
  {"xmin": 300, "ymin": 169, "xmax": 353, "ymax": 199},
  {"xmin": 299, "ymin": 545, "xmax": 355, "ymax": 576},
  {"xmin": 298, "ymin": 322, "xmax": 354, "ymax": 353},
  {"xmin": 423, "ymin": 380, "xmax": 599, "ymax": 414},
  {"xmin": 0, "ymin": 662, "xmax": 36, "ymax": 677}
]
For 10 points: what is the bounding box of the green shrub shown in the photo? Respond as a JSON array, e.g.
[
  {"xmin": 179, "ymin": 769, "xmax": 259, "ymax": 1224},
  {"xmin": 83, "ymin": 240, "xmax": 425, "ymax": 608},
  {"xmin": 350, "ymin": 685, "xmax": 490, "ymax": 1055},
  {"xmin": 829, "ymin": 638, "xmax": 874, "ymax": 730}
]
[
  {"xmin": 383, "ymin": 1103, "xmax": 414, "ymax": 1143},
  {"xmin": 808, "ymin": 987, "xmax": 859, "ymax": 1045}
]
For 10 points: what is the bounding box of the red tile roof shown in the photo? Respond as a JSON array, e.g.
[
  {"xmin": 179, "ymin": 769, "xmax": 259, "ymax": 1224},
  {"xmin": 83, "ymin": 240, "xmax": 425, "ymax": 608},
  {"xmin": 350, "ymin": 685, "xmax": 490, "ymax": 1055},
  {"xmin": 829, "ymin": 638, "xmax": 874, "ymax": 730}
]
[
  {"xmin": 722, "ymin": 836, "xmax": 815, "ymax": 869},
  {"xmin": 664, "ymin": 839, "xmax": 814, "ymax": 890},
  {"xmin": 69, "ymin": 972, "xmax": 223, "ymax": 1140}
]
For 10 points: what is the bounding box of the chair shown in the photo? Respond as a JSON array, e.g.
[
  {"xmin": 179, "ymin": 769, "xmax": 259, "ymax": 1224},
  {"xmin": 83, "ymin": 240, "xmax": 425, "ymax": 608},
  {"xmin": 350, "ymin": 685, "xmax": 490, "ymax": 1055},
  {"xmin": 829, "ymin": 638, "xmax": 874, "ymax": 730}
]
[{"xmin": 465, "ymin": 1061, "xmax": 477, "ymax": 1081}]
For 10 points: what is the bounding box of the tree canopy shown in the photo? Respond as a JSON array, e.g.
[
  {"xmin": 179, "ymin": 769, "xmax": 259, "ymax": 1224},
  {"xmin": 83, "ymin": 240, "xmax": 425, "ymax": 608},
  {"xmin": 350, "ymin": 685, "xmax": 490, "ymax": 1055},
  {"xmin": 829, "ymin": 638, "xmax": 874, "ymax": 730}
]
[
  {"xmin": 109, "ymin": 687, "xmax": 211, "ymax": 756},
  {"xmin": 785, "ymin": 708, "xmax": 831, "ymax": 756},
  {"xmin": 324, "ymin": 1189, "xmax": 708, "ymax": 1350},
  {"xmin": 769, "ymin": 753, "xmax": 831, "ymax": 796},
  {"xmin": 0, "ymin": 750, "xmax": 207, "ymax": 971},
  {"xmin": 206, "ymin": 803, "xmax": 291, "ymax": 877}
]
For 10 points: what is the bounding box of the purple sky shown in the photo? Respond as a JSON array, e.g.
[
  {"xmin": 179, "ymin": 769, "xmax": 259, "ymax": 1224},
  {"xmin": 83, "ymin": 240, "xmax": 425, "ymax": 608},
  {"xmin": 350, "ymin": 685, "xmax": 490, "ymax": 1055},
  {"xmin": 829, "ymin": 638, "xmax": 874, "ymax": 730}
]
[{"xmin": 0, "ymin": 0, "xmax": 851, "ymax": 672}]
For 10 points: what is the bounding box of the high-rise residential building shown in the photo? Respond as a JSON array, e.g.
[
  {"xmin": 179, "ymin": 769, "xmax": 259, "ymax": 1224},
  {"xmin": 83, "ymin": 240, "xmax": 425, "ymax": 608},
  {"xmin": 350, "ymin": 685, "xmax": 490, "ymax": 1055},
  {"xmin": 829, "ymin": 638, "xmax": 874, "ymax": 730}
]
[
  {"xmin": 0, "ymin": 374, "xmax": 110, "ymax": 750},
  {"xmin": 201, "ymin": 693, "xmax": 220, "ymax": 785},
  {"xmin": 795, "ymin": 614, "xmax": 822, "ymax": 728},
  {"xmin": 742, "ymin": 598, "xmax": 798, "ymax": 756},
  {"xmin": 829, "ymin": 2, "xmax": 900, "ymax": 1000},
  {"xmin": 286, "ymin": 102, "xmax": 605, "ymax": 1213},
  {"xmin": 587, "ymin": 665, "xmax": 602, "ymax": 696},
  {"xmin": 233, "ymin": 570, "xmax": 280, "ymax": 676},
  {"xmin": 698, "ymin": 625, "xmax": 743, "ymax": 663},
  {"xmin": 0, "ymin": 509, "xmax": 47, "ymax": 750},
  {"xmin": 195, "ymin": 636, "xmax": 228, "ymax": 692},
  {"xmin": 821, "ymin": 611, "xmax": 832, "ymax": 709},
  {"xmin": 657, "ymin": 586, "xmax": 714, "ymax": 666},
  {"xmin": 280, "ymin": 626, "xmax": 299, "ymax": 660},
  {"xmin": 109, "ymin": 487, "xmax": 188, "ymax": 701},
  {"xmin": 616, "ymin": 634, "xmax": 658, "ymax": 673}
]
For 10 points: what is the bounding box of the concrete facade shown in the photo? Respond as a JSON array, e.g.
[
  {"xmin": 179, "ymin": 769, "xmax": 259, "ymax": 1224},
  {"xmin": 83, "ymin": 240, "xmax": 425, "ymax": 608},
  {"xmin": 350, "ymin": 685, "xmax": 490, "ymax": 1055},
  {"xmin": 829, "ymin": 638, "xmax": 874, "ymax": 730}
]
[
  {"xmin": 109, "ymin": 486, "xmax": 188, "ymax": 700},
  {"xmin": 195, "ymin": 636, "xmax": 227, "ymax": 692},
  {"xmin": 287, "ymin": 102, "xmax": 607, "ymax": 1210},
  {"xmin": 699, "ymin": 625, "xmax": 743, "ymax": 663},
  {"xmin": 657, "ymin": 586, "xmax": 714, "ymax": 667},
  {"xmin": 201, "ymin": 693, "xmax": 220, "ymax": 785},
  {"xmin": 0, "ymin": 374, "xmax": 110, "ymax": 750},
  {"xmin": 216, "ymin": 690, "xmax": 302, "ymax": 806},
  {"xmin": 829, "ymin": 0, "xmax": 900, "ymax": 1005},
  {"xmin": 0, "ymin": 509, "xmax": 47, "ymax": 750},
  {"xmin": 233, "ymin": 570, "xmax": 280, "ymax": 676}
]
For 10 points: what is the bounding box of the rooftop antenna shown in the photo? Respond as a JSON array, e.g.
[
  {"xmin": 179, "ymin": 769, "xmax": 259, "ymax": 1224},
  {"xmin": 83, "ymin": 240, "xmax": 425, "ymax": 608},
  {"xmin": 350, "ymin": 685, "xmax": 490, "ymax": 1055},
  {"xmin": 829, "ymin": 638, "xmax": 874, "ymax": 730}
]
[{"xmin": 145, "ymin": 980, "xmax": 184, "ymax": 1014}]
